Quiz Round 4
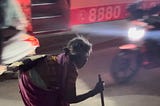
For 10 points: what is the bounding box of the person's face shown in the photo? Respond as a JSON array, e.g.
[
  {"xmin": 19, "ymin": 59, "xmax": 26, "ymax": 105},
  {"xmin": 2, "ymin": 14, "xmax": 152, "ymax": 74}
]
[{"xmin": 71, "ymin": 52, "xmax": 90, "ymax": 69}]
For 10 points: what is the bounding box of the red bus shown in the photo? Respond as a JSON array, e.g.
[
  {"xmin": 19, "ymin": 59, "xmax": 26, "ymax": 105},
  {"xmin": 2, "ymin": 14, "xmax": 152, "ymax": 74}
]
[
  {"xmin": 18, "ymin": 0, "xmax": 159, "ymax": 32},
  {"xmin": 17, "ymin": 0, "xmax": 160, "ymax": 53}
]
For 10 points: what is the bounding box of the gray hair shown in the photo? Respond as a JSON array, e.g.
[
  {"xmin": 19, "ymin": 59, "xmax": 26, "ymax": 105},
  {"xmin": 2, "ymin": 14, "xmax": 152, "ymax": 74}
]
[{"xmin": 66, "ymin": 36, "xmax": 92, "ymax": 55}]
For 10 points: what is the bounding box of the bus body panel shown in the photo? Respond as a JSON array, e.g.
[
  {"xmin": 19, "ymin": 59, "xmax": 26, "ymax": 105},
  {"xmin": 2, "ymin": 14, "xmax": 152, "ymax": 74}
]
[{"xmin": 70, "ymin": 0, "xmax": 160, "ymax": 25}]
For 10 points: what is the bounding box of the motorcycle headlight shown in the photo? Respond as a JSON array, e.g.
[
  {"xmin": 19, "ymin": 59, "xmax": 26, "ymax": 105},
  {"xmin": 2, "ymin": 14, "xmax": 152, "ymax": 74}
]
[{"xmin": 128, "ymin": 27, "xmax": 146, "ymax": 41}]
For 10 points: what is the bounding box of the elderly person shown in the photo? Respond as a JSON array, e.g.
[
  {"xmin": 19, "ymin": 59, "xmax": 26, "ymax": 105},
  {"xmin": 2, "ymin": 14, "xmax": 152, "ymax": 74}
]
[{"xmin": 8, "ymin": 36, "xmax": 104, "ymax": 106}]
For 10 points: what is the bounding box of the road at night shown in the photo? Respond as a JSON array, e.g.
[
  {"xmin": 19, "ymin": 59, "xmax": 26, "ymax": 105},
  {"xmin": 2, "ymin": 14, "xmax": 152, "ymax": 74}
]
[
  {"xmin": 0, "ymin": 45, "xmax": 160, "ymax": 106},
  {"xmin": 72, "ymin": 46, "xmax": 160, "ymax": 106}
]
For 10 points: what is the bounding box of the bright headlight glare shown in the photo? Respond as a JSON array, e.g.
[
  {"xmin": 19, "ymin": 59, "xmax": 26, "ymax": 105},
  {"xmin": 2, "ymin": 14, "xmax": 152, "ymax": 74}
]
[{"xmin": 128, "ymin": 27, "xmax": 145, "ymax": 41}]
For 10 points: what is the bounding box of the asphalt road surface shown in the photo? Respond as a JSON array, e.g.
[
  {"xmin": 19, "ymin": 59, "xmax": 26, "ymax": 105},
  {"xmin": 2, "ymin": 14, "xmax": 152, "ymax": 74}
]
[
  {"xmin": 73, "ymin": 47, "xmax": 160, "ymax": 106},
  {"xmin": 0, "ymin": 45, "xmax": 160, "ymax": 106}
]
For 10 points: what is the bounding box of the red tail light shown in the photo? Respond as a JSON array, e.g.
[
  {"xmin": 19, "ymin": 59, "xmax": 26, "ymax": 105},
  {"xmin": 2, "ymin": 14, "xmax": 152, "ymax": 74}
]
[{"xmin": 24, "ymin": 36, "xmax": 40, "ymax": 47}]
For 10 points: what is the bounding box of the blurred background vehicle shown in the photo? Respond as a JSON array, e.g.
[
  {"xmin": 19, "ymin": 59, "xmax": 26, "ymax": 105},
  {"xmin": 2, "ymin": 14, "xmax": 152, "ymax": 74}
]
[{"xmin": 110, "ymin": 2, "xmax": 160, "ymax": 83}]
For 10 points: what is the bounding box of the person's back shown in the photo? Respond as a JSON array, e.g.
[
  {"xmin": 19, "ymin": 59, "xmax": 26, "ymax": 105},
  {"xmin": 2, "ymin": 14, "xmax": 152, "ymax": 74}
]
[{"xmin": 18, "ymin": 54, "xmax": 70, "ymax": 106}]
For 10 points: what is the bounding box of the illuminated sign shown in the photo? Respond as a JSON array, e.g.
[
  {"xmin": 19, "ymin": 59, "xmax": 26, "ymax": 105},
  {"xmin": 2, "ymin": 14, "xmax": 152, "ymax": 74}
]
[{"xmin": 70, "ymin": 0, "xmax": 160, "ymax": 25}]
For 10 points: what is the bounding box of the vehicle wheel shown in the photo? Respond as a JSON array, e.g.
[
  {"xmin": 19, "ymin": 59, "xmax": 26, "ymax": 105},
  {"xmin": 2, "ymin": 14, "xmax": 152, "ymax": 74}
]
[{"xmin": 110, "ymin": 50, "xmax": 141, "ymax": 83}]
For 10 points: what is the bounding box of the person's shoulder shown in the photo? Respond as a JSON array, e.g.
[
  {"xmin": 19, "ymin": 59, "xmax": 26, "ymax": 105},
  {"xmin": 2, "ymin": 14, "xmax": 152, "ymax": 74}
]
[
  {"xmin": 42, "ymin": 53, "xmax": 66, "ymax": 64},
  {"xmin": 47, "ymin": 55, "xmax": 57, "ymax": 61},
  {"xmin": 42, "ymin": 54, "xmax": 59, "ymax": 64}
]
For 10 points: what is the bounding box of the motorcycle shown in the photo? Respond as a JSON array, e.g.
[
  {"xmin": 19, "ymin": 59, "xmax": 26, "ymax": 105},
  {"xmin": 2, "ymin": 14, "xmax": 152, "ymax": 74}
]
[{"xmin": 110, "ymin": 22, "xmax": 160, "ymax": 83}]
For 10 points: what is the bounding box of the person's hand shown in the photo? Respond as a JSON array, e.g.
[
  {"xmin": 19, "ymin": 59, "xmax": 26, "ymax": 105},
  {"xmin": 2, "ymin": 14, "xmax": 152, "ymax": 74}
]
[{"xmin": 91, "ymin": 81, "xmax": 105, "ymax": 96}]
